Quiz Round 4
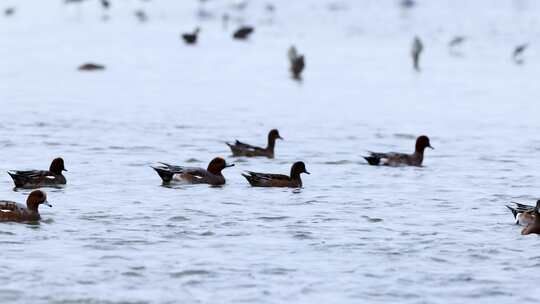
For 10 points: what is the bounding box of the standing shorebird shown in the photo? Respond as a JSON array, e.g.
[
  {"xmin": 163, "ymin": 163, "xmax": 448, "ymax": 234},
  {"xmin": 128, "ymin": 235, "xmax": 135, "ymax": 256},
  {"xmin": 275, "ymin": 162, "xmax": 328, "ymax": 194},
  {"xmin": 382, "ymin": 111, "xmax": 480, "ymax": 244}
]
[
  {"xmin": 512, "ymin": 43, "xmax": 529, "ymax": 65},
  {"xmin": 182, "ymin": 28, "xmax": 200, "ymax": 45},
  {"xmin": 288, "ymin": 46, "xmax": 305, "ymax": 81},
  {"xmin": 411, "ymin": 36, "xmax": 423, "ymax": 72}
]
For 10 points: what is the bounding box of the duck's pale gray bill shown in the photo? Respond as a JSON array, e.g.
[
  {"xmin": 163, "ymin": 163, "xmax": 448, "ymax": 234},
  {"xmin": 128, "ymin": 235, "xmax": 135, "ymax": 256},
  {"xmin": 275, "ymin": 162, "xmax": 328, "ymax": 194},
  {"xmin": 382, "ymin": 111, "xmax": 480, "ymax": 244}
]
[
  {"xmin": 44, "ymin": 201, "xmax": 52, "ymax": 207},
  {"xmin": 226, "ymin": 164, "xmax": 235, "ymax": 167},
  {"xmin": 429, "ymin": 146, "xmax": 434, "ymax": 149},
  {"xmin": 305, "ymin": 171, "xmax": 311, "ymax": 175}
]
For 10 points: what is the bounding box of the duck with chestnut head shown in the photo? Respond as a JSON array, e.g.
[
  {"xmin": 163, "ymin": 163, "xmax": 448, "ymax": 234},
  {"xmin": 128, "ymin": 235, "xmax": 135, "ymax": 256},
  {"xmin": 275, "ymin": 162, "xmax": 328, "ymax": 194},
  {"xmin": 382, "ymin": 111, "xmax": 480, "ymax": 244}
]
[
  {"xmin": 152, "ymin": 157, "xmax": 234, "ymax": 186},
  {"xmin": 0, "ymin": 190, "xmax": 52, "ymax": 222},
  {"xmin": 364, "ymin": 135, "xmax": 434, "ymax": 167},
  {"xmin": 226, "ymin": 129, "xmax": 283, "ymax": 158},
  {"xmin": 242, "ymin": 161, "xmax": 310, "ymax": 188},
  {"xmin": 8, "ymin": 158, "xmax": 67, "ymax": 189}
]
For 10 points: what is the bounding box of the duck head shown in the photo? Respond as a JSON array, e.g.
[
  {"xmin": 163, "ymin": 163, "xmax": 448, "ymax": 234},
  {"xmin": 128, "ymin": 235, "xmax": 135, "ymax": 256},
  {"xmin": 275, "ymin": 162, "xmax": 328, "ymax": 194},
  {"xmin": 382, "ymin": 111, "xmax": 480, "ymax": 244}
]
[
  {"xmin": 269, "ymin": 129, "xmax": 283, "ymax": 140},
  {"xmin": 268, "ymin": 129, "xmax": 283, "ymax": 148},
  {"xmin": 290, "ymin": 161, "xmax": 310, "ymax": 179},
  {"xmin": 415, "ymin": 135, "xmax": 433, "ymax": 153},
  {"xmin": 207, "ymin": 157, "xmax": 234, "ymax": 175},
  {"xmin": 50, "ymin": 157, "xmax": 67, "ymax": 175},
  {"xmin": 26, "ymin": 190, "xmax": 52, "ymax": 212}
]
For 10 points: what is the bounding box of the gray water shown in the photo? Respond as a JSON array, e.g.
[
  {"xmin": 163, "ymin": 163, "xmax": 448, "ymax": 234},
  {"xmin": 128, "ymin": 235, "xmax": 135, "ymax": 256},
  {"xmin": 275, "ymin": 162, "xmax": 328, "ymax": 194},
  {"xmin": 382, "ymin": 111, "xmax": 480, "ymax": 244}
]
[{"xmin": 1, "ymin": 0, "xmax": 540, "ymax": 303}]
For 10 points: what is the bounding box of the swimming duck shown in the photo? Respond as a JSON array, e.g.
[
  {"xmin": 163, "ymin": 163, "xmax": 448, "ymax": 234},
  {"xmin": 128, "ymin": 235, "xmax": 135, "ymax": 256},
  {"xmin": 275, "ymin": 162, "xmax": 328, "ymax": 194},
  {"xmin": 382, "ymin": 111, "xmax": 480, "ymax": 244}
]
[
  {"xmin": 411, "ymin": 36, "xmax": 423, "ymax": 72},
  {"xmin": 226, "ymin": 129, "xmax": 283, "ymax": 158},
  {"xmin": 182, "ymin": 28, "xmax": 200, "ymax": 45},
  {"xmin": 242, "ymin": 161, "xmax": 310, "ymax": 188},
  {"xmin": 152, "ymin": 157, "xmax": 234, "ymax": 186},
  {"xmin": 506, "ymin": 200, "xmax": 540, "ymax": 226},
  {"xmin": 233, "ymin": 26, "xmax": 254, "ymax": 40},
  {"xmin": 8, "ymin": 158, "xmax": 67, "ymax": 189},
  {"xmin": 521, "ymin": 206, "xmax": 540, "ymax": 235},
  {"xmin": 364, "ymin": 135, "xmax": 434, "ymax": 167},
  {"xmin": 78, "ymin": 63, "xmax": 106, "ymax": 71},
  {"xmin": 288, "ymin": 46, "xmax": 305, "ymax": 80},
  {"xmin": 0, "ymin": 190, "xmax": 52, "ymax": 222}
]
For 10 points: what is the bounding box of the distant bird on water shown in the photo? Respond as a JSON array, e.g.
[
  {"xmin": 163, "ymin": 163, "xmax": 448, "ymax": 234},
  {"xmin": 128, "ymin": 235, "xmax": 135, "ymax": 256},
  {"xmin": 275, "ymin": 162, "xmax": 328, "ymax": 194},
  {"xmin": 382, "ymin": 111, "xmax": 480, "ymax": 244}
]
[
  {"xmin": 411, "ymin": 36, "xmax": 423, "ymax": 72},
  {"xmin": 78, "ymin": 63, "xmax": 106, "ymax": 71},
  {"xmin": 288, "ymin": 46, "xmax": 305, "ymax": 81},
  {"xmin": 233, "ymin": 26, "xmax": 254, "ymax": 40},
  {"xmin": 400, "ymin": 0, "xmax": 416, "ymax": 9},
  {"xmin": 134, "ymin": 10, "xmax": 148, "ymax": 23},
  {"xmin": 448, "ymin": 36, "xmax": 466, "ymax": 56},
  {"xmin": 4, "ymin": 7, "xmax": 15, "ymax": 17},
  {"xmin": 449, "ymin": 36, "xmax": 466, "ymax": 48},
  {"xmin": 182, "ymin": 28, "xmax": 200, "ymax": 45},
  {"xmin": 512, "ymin": 43, "xmax": 529, "ymax": 65},
  {"xmin": 100, "ymin": 0, "xmax": 110, "ymax": 10}
]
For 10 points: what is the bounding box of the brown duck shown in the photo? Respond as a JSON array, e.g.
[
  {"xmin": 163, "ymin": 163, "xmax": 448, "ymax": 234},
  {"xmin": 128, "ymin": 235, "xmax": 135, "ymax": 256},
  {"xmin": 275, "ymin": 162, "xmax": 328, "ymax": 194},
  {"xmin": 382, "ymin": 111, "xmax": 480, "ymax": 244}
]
[
  {"xmin": 8, "ymin": 158, "xmax": 67, "ymax": 188},
  {"xmin": 364, "ymin": 135, "xmax": 433, "ymax": 167},
  {"xmin": 152, "ymin": 157, "xmax": 234, "ymax": 186},
  {"xmin": 226, "ymin": 129, "xmax": 283, "ymax": 158},
  {"xmin": 242, "ymin": 161, "xmax": 310, "ymax": 188},
  {"xmin": 0, "ymin": 190, "xmax": 52, "ymax": 222},
  {"xmin": 522, "ymin": 205, "xmax": 540, "ymax": 235}
]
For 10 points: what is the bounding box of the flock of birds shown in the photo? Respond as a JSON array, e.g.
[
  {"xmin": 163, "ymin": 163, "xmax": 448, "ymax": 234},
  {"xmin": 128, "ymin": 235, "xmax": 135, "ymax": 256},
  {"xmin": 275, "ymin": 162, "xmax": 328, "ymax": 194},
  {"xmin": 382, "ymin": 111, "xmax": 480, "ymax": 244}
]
[
  {"xmin": 0, "ymin": 1, "xmax": 538, "ymax": 238},
  {"xmin": 3, "ymin": 0, "xmax": 531, "ymax": 76},
  {"xmin": 1, "ymin": 132, "xmax": 537, "ymax": 236}
]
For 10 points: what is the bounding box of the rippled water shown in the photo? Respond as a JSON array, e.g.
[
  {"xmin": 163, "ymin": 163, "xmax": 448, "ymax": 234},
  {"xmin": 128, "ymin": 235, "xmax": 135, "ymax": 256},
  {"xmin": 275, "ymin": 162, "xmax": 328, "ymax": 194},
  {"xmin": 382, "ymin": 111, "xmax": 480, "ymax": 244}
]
[{"xmin": 1, "ymin": 0, "xmax": 540, "ymax": 303}]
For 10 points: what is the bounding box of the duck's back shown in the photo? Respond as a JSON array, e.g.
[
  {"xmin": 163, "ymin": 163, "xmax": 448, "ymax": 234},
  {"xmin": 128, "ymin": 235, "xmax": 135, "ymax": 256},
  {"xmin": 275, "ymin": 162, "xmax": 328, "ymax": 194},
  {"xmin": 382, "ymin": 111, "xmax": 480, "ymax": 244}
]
[
  {"xmin": 8, "ymin": 170, "xmax": 65, "ymax": 188},
  {"xmin": 0, "ymin": 201, "xmax": 38, "ymax": 221},
  {"xmin": 243, "ymin": 172, "xmax": 298, "ymax": 187},
  {"xmin": 228, "ymin": 140, "xmax": 273, "ymax": 158}
]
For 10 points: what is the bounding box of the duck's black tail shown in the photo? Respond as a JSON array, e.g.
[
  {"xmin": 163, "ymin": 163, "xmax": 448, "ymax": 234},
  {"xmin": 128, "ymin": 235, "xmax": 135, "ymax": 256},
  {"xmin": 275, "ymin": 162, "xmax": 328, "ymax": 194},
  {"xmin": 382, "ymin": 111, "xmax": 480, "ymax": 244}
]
[
  {"xmin": 152, "ymin": 167, "xmax": 174, "ymax": 183},
  {"xmin": 505, "ymin": 205, "xmax": 519, "ymax": 219},
  {"xmin": 241, "ymin": 173, "xmax": 257, "ymax": 186},
  {"xmin": 7, "ymin": 171, "xmax": 27, "ymax": 188},
  {"xmin": 363, "ymin": 156, "xmax": 381, "ymax": 166}
]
